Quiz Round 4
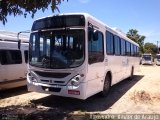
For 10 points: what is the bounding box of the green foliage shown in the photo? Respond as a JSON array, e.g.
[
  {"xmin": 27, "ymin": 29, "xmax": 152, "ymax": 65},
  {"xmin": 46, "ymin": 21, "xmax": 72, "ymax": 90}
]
[
  {"xmin": 144, "ymin": 42, "xmax": 157, "ymax": 56},
  {"xmin": 127, "ymin": 29, "xmax": 146, "ymax": 54},
  {"xmin": 0, "ymin": 0, "xmax": 68, "ymax": 25}
]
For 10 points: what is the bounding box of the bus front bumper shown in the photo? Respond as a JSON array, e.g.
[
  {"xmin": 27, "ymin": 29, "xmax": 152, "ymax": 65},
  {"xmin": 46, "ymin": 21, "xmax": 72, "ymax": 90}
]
[
  {"xmin": 27, "ymin": 78, "xmax": 87, "ymax": 100},
  {"xmin": 142, "ymin": 61, "xmax": 152, "ymax": 65}
]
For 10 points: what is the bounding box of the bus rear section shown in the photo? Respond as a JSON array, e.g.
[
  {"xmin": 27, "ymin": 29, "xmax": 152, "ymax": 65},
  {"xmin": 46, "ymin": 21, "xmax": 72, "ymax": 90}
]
[{"xmin": 0, "ymin": 31, "xmax": 29, "ymax": 90}]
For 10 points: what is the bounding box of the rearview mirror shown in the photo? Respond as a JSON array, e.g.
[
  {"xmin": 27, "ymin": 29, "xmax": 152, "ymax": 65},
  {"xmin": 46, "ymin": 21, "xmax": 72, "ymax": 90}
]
[
  {"xmin": 18, "ymin": 40, "xmax": 21, "ymax": 49},
  {"xmin": 93, "ymin": 30, "xmax": 98, "ymax": 41},
  {"xmin": 88, "ymin": 27, "xmax": 98, "ymax": 41}
]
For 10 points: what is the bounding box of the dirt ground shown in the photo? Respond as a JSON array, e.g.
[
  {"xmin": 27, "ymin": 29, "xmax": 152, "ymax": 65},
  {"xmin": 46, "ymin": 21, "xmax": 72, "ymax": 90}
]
[{"xmin": 0, "ymin": 65, "xmax": 160, "ymax": 119}]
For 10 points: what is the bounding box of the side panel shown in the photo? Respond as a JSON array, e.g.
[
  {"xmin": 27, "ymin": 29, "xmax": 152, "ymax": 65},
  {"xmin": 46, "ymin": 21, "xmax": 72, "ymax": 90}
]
[
  {"xmin": 86, "ymin": 62, "xmax": 105, "ymax": 97},
  {"xmin": 107, "ymin": 56, "xmax": 124, "ymax": 85},
  {"xmin": 124, "ymin": 56, "xmax": 131, "ymax": 78},
  {"xmin": 0, "ymin": 42, "xmax": 28, "ymax": 89},
  {"xmin": 132, "ymin": 57, "xmax": 140, "ymax": 74},
  {"xmin": 0, "ymin": 64, "xmax": 25, "ymax": 81}
]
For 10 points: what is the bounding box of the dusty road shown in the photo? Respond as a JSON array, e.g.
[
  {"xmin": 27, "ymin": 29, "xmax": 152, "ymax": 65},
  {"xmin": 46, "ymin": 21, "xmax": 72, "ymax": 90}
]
[{"xmin": 0, "ymin": 65, "xmax": 160, "ymax": 119}]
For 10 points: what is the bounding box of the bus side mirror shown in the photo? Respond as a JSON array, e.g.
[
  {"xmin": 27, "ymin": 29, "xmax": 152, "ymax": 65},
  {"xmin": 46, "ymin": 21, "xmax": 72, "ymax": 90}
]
[
  {"xmin": 18, "ymin": 40, "xmax": 21, "ymax": 49},
  {"xmin": 88, "ymin": 26, "xmax": 98, "ymax": 41},
  {"xmin": 93, "ymin": 30, "xmax": 98, "ymax": 41}
]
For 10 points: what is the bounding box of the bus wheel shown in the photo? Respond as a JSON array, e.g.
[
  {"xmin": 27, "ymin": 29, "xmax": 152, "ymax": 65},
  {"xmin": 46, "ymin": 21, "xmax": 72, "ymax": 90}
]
[
  {"xmin": 100, "ymin": 75, "xmax": 111, "ymax": 97},
  {"xmin": 129, "ymin": 67, "xmax": 134, "ymax": 80}
]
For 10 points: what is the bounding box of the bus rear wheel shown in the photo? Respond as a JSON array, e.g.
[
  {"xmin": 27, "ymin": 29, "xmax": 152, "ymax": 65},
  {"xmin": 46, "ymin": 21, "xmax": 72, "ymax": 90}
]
[
  {"xmin": 129, "ymin": 67, "xmax": 134, "ymax": 80},
  {"xmin": 100, "ymin": 75, "xmax": 111, "ymax": 97}
]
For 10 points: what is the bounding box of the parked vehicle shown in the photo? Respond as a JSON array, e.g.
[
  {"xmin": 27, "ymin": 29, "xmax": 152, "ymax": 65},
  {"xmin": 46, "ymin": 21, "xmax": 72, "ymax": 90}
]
[
  {"xmin": 27, "ymin": 13, "xmax": 140, "ymax": 100},
  {"xmin": 0, "ymin": 31, "xmax": 29, "ymax": 90},
  {"xmin": 141, "ymin": 53, "xmax": 153, "ymax": 65}
]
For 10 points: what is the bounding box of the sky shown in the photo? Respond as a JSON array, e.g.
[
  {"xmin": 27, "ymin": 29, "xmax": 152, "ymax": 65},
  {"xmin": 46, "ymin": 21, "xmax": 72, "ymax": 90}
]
[{"xmin": 0, "ymin": 0, "xmax": 160, "ymax": 44}]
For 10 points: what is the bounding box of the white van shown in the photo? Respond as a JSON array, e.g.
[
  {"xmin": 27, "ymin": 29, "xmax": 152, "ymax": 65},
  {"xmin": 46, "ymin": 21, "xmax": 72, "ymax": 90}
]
[
  {"xmin": 141, "ymin": 53, "xmax": 153, "ymax": 65},
  {"xmin": 0, "ymin": 31, "xmax": 29, "ymax": 90}
]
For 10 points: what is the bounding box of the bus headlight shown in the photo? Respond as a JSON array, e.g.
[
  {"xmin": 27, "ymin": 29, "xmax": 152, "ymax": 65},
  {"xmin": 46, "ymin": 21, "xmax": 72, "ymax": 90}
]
[
  {"xmin": 68, "ymin": 74, "xmax": 84, "ymax": 86},
  {"xmin": 30, "ymin": 76, "xmax": 37, "ymax": 82},
  {"xmin": 28, "ymin": 72, "xmax": 38, "ymax": 83}
]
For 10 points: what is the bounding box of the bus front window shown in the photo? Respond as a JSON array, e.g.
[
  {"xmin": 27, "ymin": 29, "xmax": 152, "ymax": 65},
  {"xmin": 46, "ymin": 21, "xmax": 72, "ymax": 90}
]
[
  {"xmin": 29, "ymin": 30, "xmax": 85, "ymax": 69},
  {"xmin": 143, "ymin": 55, "xmax": 151, "ymax": 60}
]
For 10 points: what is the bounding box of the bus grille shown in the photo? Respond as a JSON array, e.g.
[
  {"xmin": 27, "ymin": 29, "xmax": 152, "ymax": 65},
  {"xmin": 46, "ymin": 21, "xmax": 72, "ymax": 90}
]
[
  {"xmin": 42, "ymin": 86, "xmax": 61, "ymax": 92},
  {"xmin": 34, "ymin": 71, "xmax": 71, "ymax": 78}
]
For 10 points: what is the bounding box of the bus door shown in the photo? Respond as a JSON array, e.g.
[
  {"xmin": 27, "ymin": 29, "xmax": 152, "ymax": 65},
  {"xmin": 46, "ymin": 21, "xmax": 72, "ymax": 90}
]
[{"xmin": 87, "ymin": 29, "xmax": 105, "ymax": 95}]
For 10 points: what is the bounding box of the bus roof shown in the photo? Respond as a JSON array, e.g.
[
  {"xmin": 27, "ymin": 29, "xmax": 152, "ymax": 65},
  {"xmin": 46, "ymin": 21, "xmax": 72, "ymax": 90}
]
[
  {"xmin": 0, "ymin": 30, "xmax": 29, "ymax": 43},
  {"xmin": 34, "ymin": 13, "xmax": 139, "ymax": 46}
]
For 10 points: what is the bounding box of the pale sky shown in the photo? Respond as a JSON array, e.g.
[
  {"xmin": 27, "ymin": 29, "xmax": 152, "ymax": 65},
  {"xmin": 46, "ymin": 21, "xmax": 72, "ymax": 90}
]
[{"xmin": 0, "ymin": 0, "xmax": 160, "ymax": 44}]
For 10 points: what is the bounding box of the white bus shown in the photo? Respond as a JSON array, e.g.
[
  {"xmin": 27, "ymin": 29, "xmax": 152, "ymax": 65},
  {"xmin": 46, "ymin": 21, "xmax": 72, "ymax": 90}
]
[
  {"xmin": 27, "ymin": 13, "xmax": 140, "ymax": 100},
  {"xmin": 141, "ymin": 53, "xmax": 153, "ymax": 65},
  {"xmin": 156, "ymin": 54, "xmax": 160, "ymax": 65},
  {"xmin": 0, "ymin": 31, "xmax": 29, "ymax": 90}
]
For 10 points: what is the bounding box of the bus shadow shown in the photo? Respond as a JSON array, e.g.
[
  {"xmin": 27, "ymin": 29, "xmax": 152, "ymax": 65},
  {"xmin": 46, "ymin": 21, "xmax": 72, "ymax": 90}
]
[
  {"xmin": 31, "ymin": 75, "xmax": 144, "ymax": 112},
  {"xmin": 0, "ymin": 86, "xmax": 28, "ymax": 99}
]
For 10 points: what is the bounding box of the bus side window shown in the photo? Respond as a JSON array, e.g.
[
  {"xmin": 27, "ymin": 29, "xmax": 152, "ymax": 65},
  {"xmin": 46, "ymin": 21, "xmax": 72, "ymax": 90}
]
[
  {"xmin": 88, "ymin": 30, "xmax": 104, "ymax": 64},
  {"xmin": 126, "ymin": 42, "xmax": 131, "ymax": 56},
  {"xmin": 0, "ymin": 50, "xmax": 22, "ymax": 65},
  {"xmin": 24, "ymin": 50, "xmax": 29, "ymax": 63},
  {"xmin": 121, "ymin": 39, "xmax": 126, "ymax": 56},
  {"xmin": 1, "ymin": 50, "xmax": 10, "ymax": 65},
  {"xmin": 114, "ymin": 35, "xmax": 121, "ymax": 55},
  {"xmin": 106, "ymin": 31, "xmax": 114, "ymax": 55},
  {"xmin": 131, "ymin": 44, "xmax": 134, "ymax": 56}
]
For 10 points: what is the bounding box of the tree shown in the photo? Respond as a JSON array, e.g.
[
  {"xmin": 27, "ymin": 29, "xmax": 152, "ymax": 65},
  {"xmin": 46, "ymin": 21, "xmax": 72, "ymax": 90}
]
[
  {"xmin": 144, "ymin": 42, "xmax": 157, "ymax": 56},
  {"xmin": 127, "ymin": 29, "xmax": 145, "ymax": 54},
  {"xmin": 0, "ymin": 0, "xmax": 68, "ymax": 25}
]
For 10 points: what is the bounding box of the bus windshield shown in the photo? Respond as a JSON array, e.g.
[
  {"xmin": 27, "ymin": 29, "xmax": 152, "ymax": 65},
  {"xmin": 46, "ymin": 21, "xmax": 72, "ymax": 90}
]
[
  {"xmin": 29, "ymin": 30, "xmax": 85, "ymax": 69},
  {"xmin": 142, "ymin": 55, "xmax": 151, "ymax": 60}
]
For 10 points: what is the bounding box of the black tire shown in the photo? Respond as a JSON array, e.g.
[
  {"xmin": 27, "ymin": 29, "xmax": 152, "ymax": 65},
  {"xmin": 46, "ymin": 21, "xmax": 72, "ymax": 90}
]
[
  {"xmin": 100, "ymin": 75, "xmax": 111, "ymax": 97},
  {"xmin": 129, "ymin": 67, "xmax": 134, "ymax": 80}
]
